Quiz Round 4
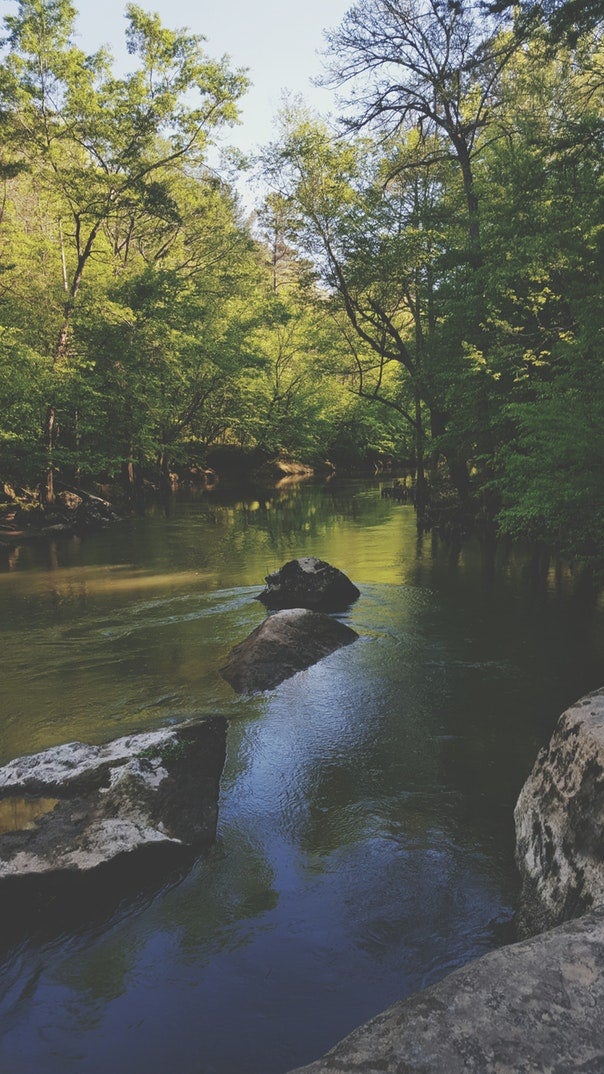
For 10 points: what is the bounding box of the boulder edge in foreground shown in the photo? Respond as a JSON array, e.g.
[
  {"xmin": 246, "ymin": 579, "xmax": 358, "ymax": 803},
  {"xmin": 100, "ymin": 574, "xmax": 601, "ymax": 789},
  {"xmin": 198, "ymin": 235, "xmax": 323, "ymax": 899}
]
[
  {"xmin": 220, "ymin": 608, "xmax": 358, "ymax": 694},
  {"xmin": 256, "ymin": 557, "xmax": 360, "ymax": 612},
  {"xmin": 287, "ymin": 908, "xmax": 604, "ymax": 1074},
  {"xmin": 515, "ymin": 686, "xmax": 604, "ymax": 936},
  {"xmin": 286, "ymin": 688, "xmax": 604, "ymax": 1073}
]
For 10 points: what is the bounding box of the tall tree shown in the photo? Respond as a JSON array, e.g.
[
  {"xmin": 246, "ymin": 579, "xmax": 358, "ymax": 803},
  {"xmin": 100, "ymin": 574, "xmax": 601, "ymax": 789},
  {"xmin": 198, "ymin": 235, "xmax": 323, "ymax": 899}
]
[
  {"xmin": 0, "ymin": 0, "xmax": 248, "ymax": 501},
  {"xmin": 323, "ymin": 0, "xmax": 517, "ymax": 269},
  {"xmin": 318, "ymin": 0, "xmax": 524, "ymax": 498},
  {"xmin": 262, "ymin": 108, "xmax": 480, "ymax": 497}
]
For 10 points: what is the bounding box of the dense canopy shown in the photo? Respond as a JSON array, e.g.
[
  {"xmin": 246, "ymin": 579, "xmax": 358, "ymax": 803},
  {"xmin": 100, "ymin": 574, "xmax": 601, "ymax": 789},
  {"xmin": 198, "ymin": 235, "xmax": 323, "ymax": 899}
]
[{"xmin": 0, "ymin": 0, "xmax": 602, "ymax": 569}]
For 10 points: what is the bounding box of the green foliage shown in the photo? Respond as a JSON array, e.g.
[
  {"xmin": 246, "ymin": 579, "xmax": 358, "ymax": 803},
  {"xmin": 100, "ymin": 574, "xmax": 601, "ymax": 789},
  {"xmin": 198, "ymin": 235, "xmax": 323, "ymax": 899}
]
[
  {"xmin": 495, "ymin": 368, "xmax": 604, "ymax": 564},
  {"xmin": 0, "ymin": 329, "xmax": 48, "ymax": 483},
  {"xmin": 260, "ymin": 3, "xmax": 603, "ymax": 563},
  {"xmin": 483, "ymin": 0, "xmax": 604, "ymax": 44},
  {"xmin": 0, "ymin": 0, "xmax": 601, "ymax": 572}
]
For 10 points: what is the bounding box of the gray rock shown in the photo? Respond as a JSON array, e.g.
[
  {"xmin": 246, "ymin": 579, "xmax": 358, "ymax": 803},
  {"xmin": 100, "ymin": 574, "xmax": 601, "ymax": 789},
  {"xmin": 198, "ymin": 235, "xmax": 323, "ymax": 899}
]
[
  {"xmin": 220, "ymin": 608, "xmax": 358, "ymax": 694},
  {"xmin": 0, "ymin": 718, "xmax": 226, "ymax": 885},
  {"xmin": 56, "ymin": 490, "xmax": 83, "ymax": 511},
  {"xmin": 515, "ymin": 687, "xmax": 604, "ymax": 935},
  {"xmin": 256, "ymin": 558, "xmax": 360, "ymax": 612},
  {"xmin": 288, "ymin": 909, "xmax": 604, "ymax": 1074}
]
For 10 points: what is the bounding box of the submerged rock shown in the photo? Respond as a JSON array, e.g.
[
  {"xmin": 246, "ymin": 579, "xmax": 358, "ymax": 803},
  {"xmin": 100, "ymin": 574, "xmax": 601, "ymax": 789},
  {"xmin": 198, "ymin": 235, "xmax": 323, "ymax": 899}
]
[
  {"xmin": 256, "ymin": 557, "xmax": 360, "ymax": 612},
  {"xmin": 515, "ymin": 687, "xmax": 604, "ymax": 935},
  {"xmin": 288, "ymin": 909, "xmax": 604, "ymax": 1074},
  {"xmin": 220, "ymin": 608, "xmax": 358, "ymax": 694},
  {"xmin": 0, "ymin": 718, "xmax": 226, "ymax": 887}
]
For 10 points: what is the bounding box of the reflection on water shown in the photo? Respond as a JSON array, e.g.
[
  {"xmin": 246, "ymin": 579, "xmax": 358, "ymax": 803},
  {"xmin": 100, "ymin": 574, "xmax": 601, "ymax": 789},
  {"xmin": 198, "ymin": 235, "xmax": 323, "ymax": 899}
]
[
  {"xmin": 0, "ymin": 796, "xmax": 59, "ymax": 835},
  {"xmin": 0, "ymin": 564, "xmax": 214, "ymax": 599},
  {"xmin": 0, "ymin": 479, "xmax": 602, "ymax": 1074}
]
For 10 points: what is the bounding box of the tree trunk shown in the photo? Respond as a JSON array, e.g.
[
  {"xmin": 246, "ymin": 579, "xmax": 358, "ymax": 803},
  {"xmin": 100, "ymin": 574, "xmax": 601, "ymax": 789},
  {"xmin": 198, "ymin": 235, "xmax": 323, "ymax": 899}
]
[
  {"xmin": 122, "ymin": 455, "xmax": 137, "ymax": 498},
  {"xmin": 41, "ymin": 404, "xmax": 55, "ymax": 506},
  {"xmin": 455, "ymin": 139, "xmax": 482, "ymax": 272},
  {"xmin": 40, "ymin": 222, "xmax": 102, "ymax": 504},
  {"xmin": 430, "ymin": 407, "xmax": 471, "ymax": 503},
  {"xmin": 158, "ymin": 450, "xmax": 172, "ymax": 496},
  {"xmin": 414, "ymin": 393, "xmax": 428, "ymax": 509}
]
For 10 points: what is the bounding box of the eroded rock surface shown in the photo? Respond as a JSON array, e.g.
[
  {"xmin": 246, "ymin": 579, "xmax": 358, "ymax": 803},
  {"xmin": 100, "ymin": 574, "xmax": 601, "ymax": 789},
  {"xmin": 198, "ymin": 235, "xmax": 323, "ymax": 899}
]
[
  {"xmin": 256, "ymin": 558, "xmax": 360, "ymax": 612},
  {"xmin": 220, "ymin": 608, "xmax": 358, "ymax": 694},
  {"xmin": 514, "ymin": 687, "xmax": 604, "ymax": 935},
  {"xmin": 0, "ymin": 718, "xmax": 226, "ymax": 884},
  {"xmin": 288, "ymin": 909, "xmax": 604, "ymax": 1074}
]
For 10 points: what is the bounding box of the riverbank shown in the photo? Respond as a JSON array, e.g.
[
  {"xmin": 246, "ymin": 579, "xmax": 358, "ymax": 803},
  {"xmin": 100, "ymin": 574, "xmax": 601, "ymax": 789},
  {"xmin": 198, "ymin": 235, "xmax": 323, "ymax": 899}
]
[
  {"xmin": 3, "ymin": 455, "xmax": 601, "ymax": 583},
  {"xmin": 0, "ymin": 485, "xmax": 120, "ymax": 545}
]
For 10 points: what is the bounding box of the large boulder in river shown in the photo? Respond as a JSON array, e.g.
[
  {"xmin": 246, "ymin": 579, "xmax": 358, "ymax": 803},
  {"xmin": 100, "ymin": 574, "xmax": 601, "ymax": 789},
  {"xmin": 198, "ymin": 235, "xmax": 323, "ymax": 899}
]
[
  {"xmin": 287, "ymin": 908, "xmax": 604, "ymax": 1074},
  {"xmin": 256, "ymin": 557, "xmax": 360, "ymax": 612},
  {"xmin": 515, "ymin": 687, "xmax": 604, "ymax": 935},
  {"xmin": 220, "ymin": 608, "xmax": 358, "ymax": 694},
  {"xmin": 0, "ymin": 718, "xmax": 226, "ymax": 900}
]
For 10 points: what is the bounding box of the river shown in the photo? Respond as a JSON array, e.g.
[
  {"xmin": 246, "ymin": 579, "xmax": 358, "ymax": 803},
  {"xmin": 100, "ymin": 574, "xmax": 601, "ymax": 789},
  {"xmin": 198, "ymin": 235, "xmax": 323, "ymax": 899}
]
[{"xmin": 0, "ymin": 478, "xmax": 602, "ymax": 1074}]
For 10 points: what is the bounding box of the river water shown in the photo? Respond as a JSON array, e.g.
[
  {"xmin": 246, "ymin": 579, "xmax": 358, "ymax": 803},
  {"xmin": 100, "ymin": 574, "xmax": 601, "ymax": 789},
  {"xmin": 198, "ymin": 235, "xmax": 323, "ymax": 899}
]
[{"xmin": 0, "ymin": 478, "xmax": 602, "ymax": 1074}]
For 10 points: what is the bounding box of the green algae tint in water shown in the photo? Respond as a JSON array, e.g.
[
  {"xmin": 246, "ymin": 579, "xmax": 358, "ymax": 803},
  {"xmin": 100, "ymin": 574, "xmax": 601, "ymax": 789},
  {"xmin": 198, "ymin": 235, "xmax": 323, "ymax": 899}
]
[{"xmin": 0, "ymin": 478, "xmax": 602, "ymax": 1074}]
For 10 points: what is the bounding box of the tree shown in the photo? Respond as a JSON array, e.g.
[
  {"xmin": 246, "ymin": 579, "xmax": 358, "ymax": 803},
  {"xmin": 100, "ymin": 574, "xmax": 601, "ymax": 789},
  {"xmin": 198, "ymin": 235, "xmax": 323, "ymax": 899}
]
[
  {"xmin": 262, "ymin": 107, "xmax": 487, "ymax": 498},
  {"xmin": 70, "ymin": 173, "xmax": 263, "ymax": 491},
  {"xmin": 323, "ymin": 0, "xmax": 518, "ymax": 269},
  {"xmin": 0, "ymin": 0, "xmax": 248, "ymax": 501},
  {"xmin": 316, "ymin": 0, "xmax": 529, "ymax": 499},
  {"xmin": 479, "ymin": 26, "xmax": 604, "ymax": 564},
  {"xmin": 484, "ymin": 0, "xmax": 604, "ymax": 44},
  {"xmin": 0, "ymin": 329, "xmax": 48, "ymax": 485}
]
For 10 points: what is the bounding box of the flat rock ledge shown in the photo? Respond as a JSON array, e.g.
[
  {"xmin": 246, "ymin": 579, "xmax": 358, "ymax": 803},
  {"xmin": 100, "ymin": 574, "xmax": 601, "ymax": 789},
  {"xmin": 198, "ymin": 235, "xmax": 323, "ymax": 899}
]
[
  {"xmin": 256, "ymin": 558, "xmax": 360, "ymax": 612},
  {"xmin": 0, "ymin": 718, "xmax": 226, "ymax": 886},
  {"xmin": 220, "ymin": 608, "xmax": 358, "ymax": 694},
  {"xmin": 288, "ymin": 909, "xmax": 604, "ymax": 1074},
  {"xmin": 515, "ymin": 687, "xmax": 604, "ymax": 936}
]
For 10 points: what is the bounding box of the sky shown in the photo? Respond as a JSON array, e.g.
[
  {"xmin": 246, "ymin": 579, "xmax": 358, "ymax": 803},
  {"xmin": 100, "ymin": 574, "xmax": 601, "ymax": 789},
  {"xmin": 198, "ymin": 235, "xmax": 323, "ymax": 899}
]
[{"xmin": 70, "ymin": 0, "xmax": 353, "ymax": 158}]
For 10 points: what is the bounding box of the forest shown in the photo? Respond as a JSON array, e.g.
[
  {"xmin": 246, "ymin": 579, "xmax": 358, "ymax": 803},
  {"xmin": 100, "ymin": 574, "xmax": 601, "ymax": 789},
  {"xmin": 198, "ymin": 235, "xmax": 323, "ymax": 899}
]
[{"xmin": 0, "ymin": 0, "xmax": 602, "ymax": 570}]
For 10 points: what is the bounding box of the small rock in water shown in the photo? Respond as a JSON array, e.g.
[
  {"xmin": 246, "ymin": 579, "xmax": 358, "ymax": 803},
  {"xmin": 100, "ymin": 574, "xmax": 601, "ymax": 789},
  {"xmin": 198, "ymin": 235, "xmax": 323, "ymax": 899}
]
[
  {"xmin": 220, "ymin": 608, "xmax": 358, "ymax": 694},
  {"xmin": 256, "ymin": 557, "xmax": 360, "ymax": 612}
]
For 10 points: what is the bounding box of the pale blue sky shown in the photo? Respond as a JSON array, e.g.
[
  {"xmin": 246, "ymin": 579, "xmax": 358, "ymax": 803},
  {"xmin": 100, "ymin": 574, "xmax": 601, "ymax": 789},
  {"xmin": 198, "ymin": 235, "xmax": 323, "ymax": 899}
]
[{"xmin": 73, "ymin": 0, "xmax": 352, "ymax": 156}]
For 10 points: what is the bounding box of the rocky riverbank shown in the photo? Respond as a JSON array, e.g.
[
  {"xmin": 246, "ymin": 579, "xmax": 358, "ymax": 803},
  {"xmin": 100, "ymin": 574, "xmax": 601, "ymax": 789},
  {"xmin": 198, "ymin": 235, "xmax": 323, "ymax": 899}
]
[
  {"xmin": 0, "ymin": 485, "xmax": 120, "ymax": 544},
  {"xmin": 289, "ymin": 909, "xmax": 604, "ymax": 1074}
]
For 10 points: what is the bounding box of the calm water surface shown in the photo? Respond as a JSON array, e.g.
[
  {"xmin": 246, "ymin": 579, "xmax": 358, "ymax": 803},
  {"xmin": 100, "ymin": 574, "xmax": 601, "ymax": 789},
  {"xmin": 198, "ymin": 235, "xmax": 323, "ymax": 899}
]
[{"xmin": 0, "ymin": 479, "xmax": 602, "ymax": 1074}]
